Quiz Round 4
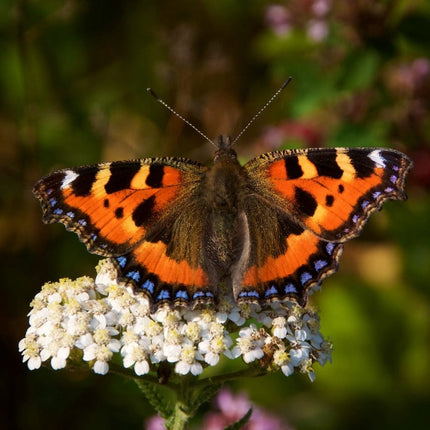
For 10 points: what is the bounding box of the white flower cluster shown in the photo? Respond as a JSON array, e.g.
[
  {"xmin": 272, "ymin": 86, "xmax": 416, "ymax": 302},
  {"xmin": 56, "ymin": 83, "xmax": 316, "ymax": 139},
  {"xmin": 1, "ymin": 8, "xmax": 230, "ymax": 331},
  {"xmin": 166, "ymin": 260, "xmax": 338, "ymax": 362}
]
[{"xmin": 19, "ymin": 259, "xmax": 332, "ymax": 381}]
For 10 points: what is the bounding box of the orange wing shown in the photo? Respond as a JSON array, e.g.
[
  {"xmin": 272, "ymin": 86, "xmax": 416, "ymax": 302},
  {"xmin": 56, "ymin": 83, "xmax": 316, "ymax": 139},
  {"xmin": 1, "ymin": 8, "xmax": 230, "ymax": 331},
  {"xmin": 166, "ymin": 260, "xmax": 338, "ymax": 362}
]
[
  {"xmin": 235, "ymin": 147, "xmax": 412, "ymax": 306},
  {"xmin": 34, "ymin": 158, "xmax": 215, "ymax": 309},
  {"xmin": 34, "ymin": 158, "xmax": 204, "ymax": 255}
]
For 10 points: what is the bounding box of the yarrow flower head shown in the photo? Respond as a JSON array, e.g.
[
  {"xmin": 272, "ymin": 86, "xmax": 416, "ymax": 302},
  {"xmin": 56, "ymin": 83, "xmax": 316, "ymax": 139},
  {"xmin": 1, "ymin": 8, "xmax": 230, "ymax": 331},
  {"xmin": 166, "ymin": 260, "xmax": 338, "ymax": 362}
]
[{"xmin": 19, "ymin": 259, "xmax": 332, "ymax": 380}]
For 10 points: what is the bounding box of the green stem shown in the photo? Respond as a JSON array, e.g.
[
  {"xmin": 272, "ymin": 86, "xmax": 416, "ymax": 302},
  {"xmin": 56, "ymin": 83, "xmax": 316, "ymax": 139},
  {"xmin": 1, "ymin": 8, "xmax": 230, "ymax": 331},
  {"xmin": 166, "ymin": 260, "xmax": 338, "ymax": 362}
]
[
  {"xmin": 110, "ymin": 362, "xmax": 267, "ymax": 429},
  {"xmin": 169, "ymin": 401, "xmax": 190, "ymax": 430}
]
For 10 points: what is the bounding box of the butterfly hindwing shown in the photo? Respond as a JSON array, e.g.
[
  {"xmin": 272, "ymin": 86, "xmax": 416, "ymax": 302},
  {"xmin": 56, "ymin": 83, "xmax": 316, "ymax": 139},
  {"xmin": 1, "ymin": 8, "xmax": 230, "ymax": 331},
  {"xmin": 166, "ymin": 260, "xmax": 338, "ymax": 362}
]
[
  {"xmin": 113, "ymin": 193, "xmax": 217, "ymax": 308},
  {"xmin": 233, "ymin": 198, "xmax": 343, "ymax": 306}
]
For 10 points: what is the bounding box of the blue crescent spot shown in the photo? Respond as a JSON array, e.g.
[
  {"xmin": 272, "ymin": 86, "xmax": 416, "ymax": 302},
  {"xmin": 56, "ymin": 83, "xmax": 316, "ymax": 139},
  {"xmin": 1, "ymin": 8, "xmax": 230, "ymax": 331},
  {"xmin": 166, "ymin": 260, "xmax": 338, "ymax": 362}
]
[
  {"xmin": 392, "ymin": 165, "xmax": 399, "ymax": 172},
  {"xmin": 116, "ymin": 256, "xmax": 127, "ymax": 268},
  {"xmin": 175, "ymin": 290, "xmax": 189, "ymax": 300},
  {"xmin": 66, "ymin": 211, "xmax": 75, "ymax": 218},
  {"xmin": 126, "ymin": 270, "xmax": 141, "ymax": 282},
  {"xmin": 205, "ymin": 291, "xmax": 214, "ymax": 298},
  {"xmin": 78, "ymin": 219, "xmax": 87, "ymax": 226},
  {"xmin": 372, "ymin": 191, "xmax": 381, "ymax": 199},
  {"xmin": 352, "ymin": 214, "xmax": 359, "ymax": 224},
  {"xmin": 265, "ymin": 286, "xmax": 278, "ymax": 297},
  {"xmin": 314, "ymin": 259, "xmax": 328, "ymax": 271},
  {"xmin": 239, "ymin": 290, "xmax": 259, "ymax": 298},
  {"xmin": 326, "ymin": 242, "xmax": 335, "ymax": 255},
  {"xmin": 53, "ymin": 208, "xmax": 63, "ymax": 215},
  {"xmin": 361, "ymin": 200, "xmax": 370, "ymax": 209},
  {"xmin": 192, "ymin": 291, "xmax": 205, "ymax": 299},
  {"xmin": 141, "ymin": 279, "xmax": 155, "ymax": 294},
  {"xmin": 157, "ymin": 290, "xmax": 170, "ymax": 301},
  {"xmin": 390, "ymin": 175, "xmax": 397, "ymax": 184},
  {"xmin": 284, "ymin": 283, "xmax": 297, "ymax": 294},
  {"xmin": 49, "ymin": 198, "xmax": 57, "ymax": 207},
  {"xmin": 300, "ymin": 272, "xmax": 312, "ymax": 285},
  {"xmin": 385, "ymin": 187, "xmax": 394, "ymax": 193}
]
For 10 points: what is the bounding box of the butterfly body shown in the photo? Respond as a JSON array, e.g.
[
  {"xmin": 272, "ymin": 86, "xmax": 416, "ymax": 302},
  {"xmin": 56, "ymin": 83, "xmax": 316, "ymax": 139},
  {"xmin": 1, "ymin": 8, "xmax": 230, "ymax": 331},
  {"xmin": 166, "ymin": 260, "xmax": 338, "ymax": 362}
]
[
  {"xmin": 201, "ymin": 137, "xmax": 248, "ymax": 282},
  {"xmin": 34, "ymin": 137, "xmax": 412, "ymax": 310}
]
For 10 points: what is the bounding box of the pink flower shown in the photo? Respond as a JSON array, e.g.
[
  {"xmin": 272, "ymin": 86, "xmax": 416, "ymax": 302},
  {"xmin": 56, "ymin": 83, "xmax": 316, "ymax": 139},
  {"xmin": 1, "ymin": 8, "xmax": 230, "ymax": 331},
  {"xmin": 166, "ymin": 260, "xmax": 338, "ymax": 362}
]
[
  {"xmin": 145, "ymin": 415, "xmax": 165, "ymax": 430},
  {"xmin": 307, "ymin": 19, "xmax": 328, "ymax": 42},
  {"xmin": 312, "ymin": 0, "xmax": 331, "ymax": 17},
  {"xmin": 387, "ymin": 58, "xmax": 430, "ymax": 95},
  {"xmin": 203, "ymin": 389, "xmax": 292, "ymax": 430},
  {"xmin": 265, "ymin": 5, "xmax": 292, "ymax": 36},
  {"xmin": 261, "ymin": 121, "xmax": 323, "ymax": 150},
  {"xmin": 411, "ymin": 58, "xmax": 430, "ymax": 87}
]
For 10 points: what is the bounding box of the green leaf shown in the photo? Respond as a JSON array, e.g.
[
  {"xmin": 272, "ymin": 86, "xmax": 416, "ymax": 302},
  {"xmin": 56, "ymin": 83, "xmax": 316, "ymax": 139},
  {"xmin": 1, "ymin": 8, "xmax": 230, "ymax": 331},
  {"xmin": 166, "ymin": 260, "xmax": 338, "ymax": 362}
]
[
  {"xmin": 188, "ymin": 383, "xmax": 222, "ymax": 416},
  {"xmin": 134, "ymin": 379, "xmax": 173, "ymax": 418},
  {"xmin": 329, "ymin": 122, "xmax": 389, "ymax": 148},
  {"xmin": 336, "ymin": 50, "xmax": 380, "ymax": 91},
  {"xmin": 224, "ymin": 408, "xmax": 253, "ymax": 430}
]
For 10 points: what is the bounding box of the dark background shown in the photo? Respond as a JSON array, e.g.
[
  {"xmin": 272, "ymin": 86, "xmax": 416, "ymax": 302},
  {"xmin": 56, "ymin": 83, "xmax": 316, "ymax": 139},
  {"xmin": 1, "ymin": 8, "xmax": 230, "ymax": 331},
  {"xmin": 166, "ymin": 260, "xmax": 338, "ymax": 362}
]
[{"xmin": 2, "ymin": 1, "xmax": 429, "ymax": 429}]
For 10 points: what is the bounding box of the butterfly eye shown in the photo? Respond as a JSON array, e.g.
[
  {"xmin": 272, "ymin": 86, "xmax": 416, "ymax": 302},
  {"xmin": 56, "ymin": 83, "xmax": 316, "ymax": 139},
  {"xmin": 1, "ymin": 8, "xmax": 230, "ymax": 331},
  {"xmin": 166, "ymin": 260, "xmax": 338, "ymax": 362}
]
[{"xmin": 214, "ymin": 136, "xmax": 238, "ymax": 163}]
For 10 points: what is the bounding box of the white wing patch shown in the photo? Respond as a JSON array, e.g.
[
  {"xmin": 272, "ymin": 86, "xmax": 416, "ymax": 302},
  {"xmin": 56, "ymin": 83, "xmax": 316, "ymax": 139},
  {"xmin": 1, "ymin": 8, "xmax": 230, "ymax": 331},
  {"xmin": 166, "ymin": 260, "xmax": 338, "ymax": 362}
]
[
  {"xmin": 61, "ymin": 170, "xmax": 79, "ymax": 189},
  {"xmin": 368, "ymin": 150, "xmax": 386, "ymax": 168}
]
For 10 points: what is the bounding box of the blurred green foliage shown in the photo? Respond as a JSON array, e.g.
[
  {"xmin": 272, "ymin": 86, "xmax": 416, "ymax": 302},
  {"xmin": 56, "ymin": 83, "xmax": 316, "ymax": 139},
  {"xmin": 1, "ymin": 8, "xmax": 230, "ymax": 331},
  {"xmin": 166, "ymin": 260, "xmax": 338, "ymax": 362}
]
[{"xmin": 1, "ymin": 0, "xmax": 429, "ymax": 429}]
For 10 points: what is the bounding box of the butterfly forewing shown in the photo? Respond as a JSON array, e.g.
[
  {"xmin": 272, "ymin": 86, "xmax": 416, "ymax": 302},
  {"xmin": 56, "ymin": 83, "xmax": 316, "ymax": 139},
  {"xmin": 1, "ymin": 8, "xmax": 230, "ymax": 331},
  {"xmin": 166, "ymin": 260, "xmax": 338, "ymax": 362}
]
[
  {"xmin": 33, "ymin": 158, "xmax": 205, "ymax": 256},
  {"xmin": 245, "ymin": 147, "xmax": 412, "ymax": 242}
]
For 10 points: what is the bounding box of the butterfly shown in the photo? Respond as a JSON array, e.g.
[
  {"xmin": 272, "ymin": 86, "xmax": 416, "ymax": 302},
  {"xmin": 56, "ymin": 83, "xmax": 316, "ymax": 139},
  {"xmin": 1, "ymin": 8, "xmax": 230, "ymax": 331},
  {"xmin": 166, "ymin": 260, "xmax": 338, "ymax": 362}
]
[{"xmin": 33, "ymin": 135, "xmax": 412, "ymax": 311}]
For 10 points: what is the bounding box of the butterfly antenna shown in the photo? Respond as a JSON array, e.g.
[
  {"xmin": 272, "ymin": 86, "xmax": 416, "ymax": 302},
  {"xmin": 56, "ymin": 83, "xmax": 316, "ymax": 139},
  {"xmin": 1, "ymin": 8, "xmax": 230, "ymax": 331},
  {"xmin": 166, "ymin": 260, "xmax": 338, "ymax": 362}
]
[
  {"xmin": 147, "ymin": 88, "xmax": 216, "ymax": 147},
  {"xmin": 232, "ymin": 77, "xmax": 292, "ymax": 145}
]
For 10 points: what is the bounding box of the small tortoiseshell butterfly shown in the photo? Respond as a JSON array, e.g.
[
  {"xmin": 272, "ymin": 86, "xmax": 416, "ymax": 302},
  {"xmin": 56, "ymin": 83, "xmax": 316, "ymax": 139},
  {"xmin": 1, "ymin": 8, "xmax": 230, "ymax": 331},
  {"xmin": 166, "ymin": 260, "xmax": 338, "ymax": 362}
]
[
  {"xmin": 33, "ymin": 84, "xmax": 412, "ymax": 311},
  {"xmin": 34, "ymin": 137, "xmax": 412, "ymax": 311}
]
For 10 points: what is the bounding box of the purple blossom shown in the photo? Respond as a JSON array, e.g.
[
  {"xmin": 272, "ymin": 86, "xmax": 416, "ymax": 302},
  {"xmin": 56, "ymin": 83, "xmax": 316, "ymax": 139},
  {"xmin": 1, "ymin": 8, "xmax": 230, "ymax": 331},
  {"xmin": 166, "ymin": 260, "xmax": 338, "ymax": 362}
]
[
  {"xmin": 265, "ymin": 5, "xmax": 292, "ymax": 36},
  {"xmin": 145, "ymin": 415, "xmax": 165, "ymax": 430},
  {"xmin": 307, "ymin": 19, "xmax": 329, "ymax": 42},
  {"xmin": 203, "ymin": 389, "xmax": 292, "ymax": 430}
]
